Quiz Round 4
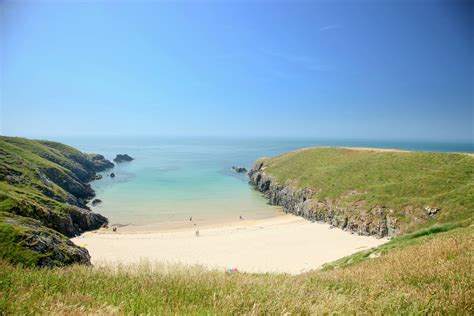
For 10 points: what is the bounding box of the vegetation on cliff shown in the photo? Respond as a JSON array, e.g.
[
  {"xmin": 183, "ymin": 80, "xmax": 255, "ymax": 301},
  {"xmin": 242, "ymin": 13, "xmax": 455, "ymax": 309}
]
[
  {"xmin": 249, "ymin": 147, "xmax": 474, "ymax": 236},
  {"xmin": 0, "ymin": 142, "xmax": 472, "ymax": 313},
  {"xmin": 0, "ymin": 136, "xmax": 112, "ymax": 266}
]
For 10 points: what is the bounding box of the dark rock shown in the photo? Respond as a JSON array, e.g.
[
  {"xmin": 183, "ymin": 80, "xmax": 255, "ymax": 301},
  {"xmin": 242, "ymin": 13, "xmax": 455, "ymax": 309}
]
[
  {"xmin": 232, "ymin": 166, "xmax": 248, "ymax": 173},
  {"xmin": 67, "ymin": 205, "xmax": 108, "ymax": 235},
  {"xmin": 0, "ymin": 212, "xmax": 91, "ymax": 267},
  {"xmin": 94, "ymin": 174, "xmax": 103, "ymax": 180},
  {"xmin": 42, "ymin": 166, "xmax": 95, "ymax": 200},
  {"xmin": 113, "ymin": 154, "xmax": 134, "ymax": 163},
  {"xmin": 248, "ymin": 160, "xmax": 400, "ymax": 238},
  {"xmin": 91, "ymin": 199, "xmax": 102, "ymax": 206},
  {"xmin": 8, "ymin": 200, "xmax": 108, "ymax": 238},
  {"xmin": 90, "ymin": 154, "xmax": 114, "ymax": 172},
  {"xmin": 110, "ymin": 173, "xmax": 115, "ymax": 178}
]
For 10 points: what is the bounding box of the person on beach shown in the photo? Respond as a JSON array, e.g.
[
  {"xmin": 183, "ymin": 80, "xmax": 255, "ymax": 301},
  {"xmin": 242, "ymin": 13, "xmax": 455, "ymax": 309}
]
[
  {"xmin": 195, "ymin": 229, "xmax": 199, "ymax": 237},
  {"xmin": 113, "ymin": 226, "xmax": 117, "ymax": 232},
  {"xmin": 190, "ymin": 216, "xmax": 192, "ymax": 221}
]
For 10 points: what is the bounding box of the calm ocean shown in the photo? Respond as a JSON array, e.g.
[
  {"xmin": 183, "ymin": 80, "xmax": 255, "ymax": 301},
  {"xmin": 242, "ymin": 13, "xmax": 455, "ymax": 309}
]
[{"xmin": 59, "ymin": 137, "xmax": 473, "ymax": 228}]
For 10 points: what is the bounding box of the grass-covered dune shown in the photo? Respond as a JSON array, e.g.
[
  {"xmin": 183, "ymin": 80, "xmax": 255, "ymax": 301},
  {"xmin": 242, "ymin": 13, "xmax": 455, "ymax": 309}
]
[
  {"xmin": 249, "ymin": 147, "xmax": 474, "ymax": 236},
  {"xmin": 0, "ymin": 136, "xmax": 113, "ymax": 266}
]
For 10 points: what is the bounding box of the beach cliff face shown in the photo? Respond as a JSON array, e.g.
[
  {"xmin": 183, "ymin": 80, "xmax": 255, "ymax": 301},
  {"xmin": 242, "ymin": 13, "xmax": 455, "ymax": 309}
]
[
  {"xmin": 249, "ymin": 160, "xmax": 400, "ymax": 238},
  {"xmin": 249, "ymin": 148, "xmax": 474, "ymax": 239},
  {"xmin": 0, "ymin": 136, "xmax": 112, "ymax": 267}
]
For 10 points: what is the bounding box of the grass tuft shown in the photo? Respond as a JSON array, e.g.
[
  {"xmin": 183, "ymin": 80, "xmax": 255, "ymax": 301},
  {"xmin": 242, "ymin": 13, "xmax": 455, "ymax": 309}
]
[{"xmin": 0, "ymin": 226, "xmax": 472, "ymax": 314}]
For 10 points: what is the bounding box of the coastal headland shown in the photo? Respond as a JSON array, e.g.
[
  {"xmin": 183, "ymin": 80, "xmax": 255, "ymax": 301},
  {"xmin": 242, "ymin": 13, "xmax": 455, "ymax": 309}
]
[{"xmin": 1, "ymin": 137, "xmax": 472, "ymax": 313}]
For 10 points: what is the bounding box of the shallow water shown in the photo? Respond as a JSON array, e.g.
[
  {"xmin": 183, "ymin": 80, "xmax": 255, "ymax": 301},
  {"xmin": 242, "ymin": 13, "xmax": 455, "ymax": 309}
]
[{"xmin": 60, "ymin": 137, "xmax": 472, "ymax": 228}]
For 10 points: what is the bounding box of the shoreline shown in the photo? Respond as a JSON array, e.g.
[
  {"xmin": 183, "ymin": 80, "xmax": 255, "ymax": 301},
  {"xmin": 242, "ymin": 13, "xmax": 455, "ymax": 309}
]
[
  {"xmin": 72, "ymin": 213, "xmax": 388, "ymax": 274},
  {"xmin": 93, "ymin": 209, "xmax": 286, "ymax": 234}
]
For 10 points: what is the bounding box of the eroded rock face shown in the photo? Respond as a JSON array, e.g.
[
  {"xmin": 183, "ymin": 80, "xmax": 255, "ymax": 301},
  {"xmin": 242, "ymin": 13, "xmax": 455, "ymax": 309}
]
[
  {"xmin": 90, "ymin": 154, "xmax": 115, "ymax": 171},
  {"xmin": 248, "ymin": 161, "xmax": 400, "ymax": 238},
  {"xmin": 113, "ymin": 154, "xmax": 134, "ymax": 163},
  {"xmin": 0, "ymin": 213, "xmax": 91, "ymax": 267},
  {"xmin": 42, "ymin": 167, "xmax": 95, "ymax": 200},
  {"xmin": 7, "ymin": 200, "xmax": 108, "ymax": 238}
]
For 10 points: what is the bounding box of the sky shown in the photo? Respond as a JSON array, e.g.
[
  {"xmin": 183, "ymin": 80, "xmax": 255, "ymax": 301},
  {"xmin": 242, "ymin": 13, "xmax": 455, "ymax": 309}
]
[{"xmin": 0, "ymin": 0, "xmax": 473, "ymax": 141}]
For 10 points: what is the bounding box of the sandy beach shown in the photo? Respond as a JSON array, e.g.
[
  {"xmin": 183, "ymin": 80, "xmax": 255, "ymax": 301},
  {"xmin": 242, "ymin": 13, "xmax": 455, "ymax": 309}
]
[{"xmin": 72, "ymin": 214, "xmax": 387, "ymax": 274}]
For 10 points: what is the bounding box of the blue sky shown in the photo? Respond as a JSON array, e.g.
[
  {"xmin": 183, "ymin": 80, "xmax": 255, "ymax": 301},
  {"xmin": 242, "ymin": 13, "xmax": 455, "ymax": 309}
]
[{"xmin": 1, "ymin": 0, "xmax": 473, "ymax": 141}]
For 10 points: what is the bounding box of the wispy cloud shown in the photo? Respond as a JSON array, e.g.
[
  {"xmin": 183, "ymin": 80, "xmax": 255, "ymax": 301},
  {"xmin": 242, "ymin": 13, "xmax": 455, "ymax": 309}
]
[
  {"xmin": 264, "ymin": 51, "xmax": 333, "ymax": 73},
  {"xmin": 319, "ymin": 24, "xmax": 342, "ymax": 32}
]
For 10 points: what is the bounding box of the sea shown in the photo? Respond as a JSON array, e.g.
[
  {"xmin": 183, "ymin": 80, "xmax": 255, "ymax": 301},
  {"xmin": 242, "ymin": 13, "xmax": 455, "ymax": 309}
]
[{"xmin": 58, "ymin": 137, "xmax": 473, "ymax": 230}]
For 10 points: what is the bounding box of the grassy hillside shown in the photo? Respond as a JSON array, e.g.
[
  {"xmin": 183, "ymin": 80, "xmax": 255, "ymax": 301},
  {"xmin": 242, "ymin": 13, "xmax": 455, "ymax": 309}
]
[
  {"xmin": 0, "ymin": 136, "xmax": 112, "ymax": 266},
  {"xmin": 0, "ymin": 224, "xmax": 472, "ymax": 314},
  {"xmin": 1, "ymin": 142, "xmax": 472, "ymax": 313},
  {"xmin": 256, "ymin": 147, "xmax": 474, "ymax": 233}
]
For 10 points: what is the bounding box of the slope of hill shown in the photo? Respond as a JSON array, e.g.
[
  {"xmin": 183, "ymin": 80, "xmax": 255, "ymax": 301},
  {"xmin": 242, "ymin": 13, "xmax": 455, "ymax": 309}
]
[
  {"xmin": 0, "ymin": 136, "xmax": 113, "ymax": 266},
  {"xmin": 249, "ymin": 147, "xmax": 474, "ymax": 237},
  {"xmin": 0, "ymin": 224, "xmax": 472, "ymax": 314},
  {"xmin": 0, "ymin": 141, "xmax": 472, "ymax": 313}
]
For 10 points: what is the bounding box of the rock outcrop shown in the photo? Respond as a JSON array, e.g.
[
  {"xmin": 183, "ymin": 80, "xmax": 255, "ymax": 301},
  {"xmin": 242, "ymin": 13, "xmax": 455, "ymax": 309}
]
[
  {"xmin": 90, "ymin": 154, "xmax": 115, "ymax": 171},
  {"xmin": 248, "ymin": 160, "xmax": 400, "ymax": 238},
  {"xmin": 0, "ymin": 136, "xmax": 113, "ymax": 266},
  {"xmin": 0, "ymin": 212, "xmax": 91, "ymax": 267},
  {"xmin": 232, "ymin": 166, "xmax": 248, "ymax": 173},
  {"xmin": 113, "ymin": 154, "xmax": 134, "ymax": 163}
]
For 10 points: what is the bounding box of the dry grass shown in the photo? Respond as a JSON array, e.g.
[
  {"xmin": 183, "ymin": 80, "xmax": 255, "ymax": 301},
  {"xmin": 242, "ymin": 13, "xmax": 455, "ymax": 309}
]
[{"xmin": 1, "ymin": 226, "xmax": 472, "ymax": 314}]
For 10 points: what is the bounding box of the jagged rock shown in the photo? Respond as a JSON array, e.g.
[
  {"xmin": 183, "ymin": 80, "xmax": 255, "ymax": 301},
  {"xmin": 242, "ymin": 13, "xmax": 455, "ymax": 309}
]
[
  {"xmin": 0, "ymin": 212, "xmax": 91, "ymax": 267},
  {"xmin": 113, "ymin": 154, "xmax": 134, "ymax": 163},
  {"xmin": 248, "ymin": 160, "xmax": 400, "ymax": 238},
  {"xmin": 232, "ymin": 166, "xmax": 248, "ymax": 173},
  {"xmin": 90, "ymin": 154, "xmax": 115, "ymax": 172},
  {"xmin": 91, "ymin": 199, "xmax": 102, "ymax": 206}
]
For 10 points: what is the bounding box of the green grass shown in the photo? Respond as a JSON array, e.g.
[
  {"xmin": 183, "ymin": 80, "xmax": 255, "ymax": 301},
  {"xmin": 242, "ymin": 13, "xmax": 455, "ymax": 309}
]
[
  {"xmin": 322, "ymin": 220, "xmax": 468, "ymax": 270},
  {"xmin": 261, "ymin": 147, "xmax": 474, "ymax": 232},
  {"xmin": 0, "ymin": 211, "xmax": 84, "ymax": 268},
  {"xmin": 1, "ymin": 141, "xmax": 473, "ymax": 313},
  {"xmin": 0, "ymin": 136, "xmax": 110, "ymax": 266},
  {"xmin": 0, "ymin": 225, "xmax": 472, "ymax": 314},
  {"xmin": 0, "ymin": 220, "xmax": 44, "ymax": 267},
  {"xmin": 0, "ymin": 136, "xmax": 102, "ymax": 235}
]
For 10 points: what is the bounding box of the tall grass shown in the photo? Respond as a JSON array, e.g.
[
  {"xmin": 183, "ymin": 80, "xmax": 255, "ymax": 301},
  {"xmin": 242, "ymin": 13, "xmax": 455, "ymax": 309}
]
[{"xmin": 1, "ymin": 226, "xmax": 472, "ymax": 314}]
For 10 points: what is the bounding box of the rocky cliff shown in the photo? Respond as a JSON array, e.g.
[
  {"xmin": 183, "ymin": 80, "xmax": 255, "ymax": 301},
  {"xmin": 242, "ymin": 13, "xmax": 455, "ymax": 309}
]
[
  {"xmin": 249, "ymin": 160, "xmax": 400, "ymax": 238},
  {"xmin": 0, "ymin": 136, "xmax": 114, "ymax": 266},
  {"xmin": 0, "ymin": 212, "xmax": 91, "ymax": 267},
  {"xmin": 249, "ymin": 148, "xmax": 473, "ymax": 238}
]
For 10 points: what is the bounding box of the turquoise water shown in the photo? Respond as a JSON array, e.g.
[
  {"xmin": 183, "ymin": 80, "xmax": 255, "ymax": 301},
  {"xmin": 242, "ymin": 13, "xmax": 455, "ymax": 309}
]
[{"xmin": 61, "ymin": 137, "xmax": 473, "ymax": 227}]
